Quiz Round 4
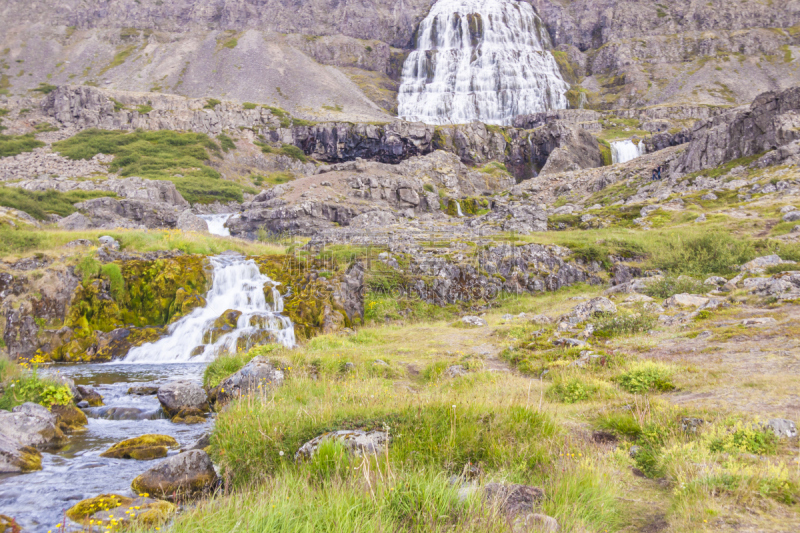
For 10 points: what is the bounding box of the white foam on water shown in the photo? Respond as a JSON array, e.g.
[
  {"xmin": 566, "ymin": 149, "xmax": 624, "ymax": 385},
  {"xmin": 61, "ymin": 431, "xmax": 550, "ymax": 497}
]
[
  {"xmin": 198, "ymin": 214, "xmax": 233, "ymax": 237},
  {"xmin": 610, "ymin": 139, "xmax": 646, "ymax": 164},
  {"xmin": 123, "ymin": 254, "xmax": 295, "ymax": 364}
]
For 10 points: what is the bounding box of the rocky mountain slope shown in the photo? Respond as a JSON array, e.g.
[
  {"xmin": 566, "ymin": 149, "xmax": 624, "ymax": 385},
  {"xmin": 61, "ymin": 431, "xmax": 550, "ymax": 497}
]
[{"xmin": 2, "ymin": 0, "xmax": 800, "ymax": 116}]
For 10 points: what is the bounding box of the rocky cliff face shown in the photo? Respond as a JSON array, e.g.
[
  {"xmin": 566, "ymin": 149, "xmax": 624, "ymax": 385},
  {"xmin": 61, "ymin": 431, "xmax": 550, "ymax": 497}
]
[
  {"xmin": 3, "ymin": 0, "xmax": 799, "ymax": 118},
  {"xmin": 675, "ymin": 86, "xmax": 800, "ymax": 175}
]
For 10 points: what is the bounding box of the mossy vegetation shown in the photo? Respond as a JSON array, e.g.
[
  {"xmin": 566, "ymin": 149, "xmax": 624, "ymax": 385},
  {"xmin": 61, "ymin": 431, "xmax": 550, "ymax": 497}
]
[
  {"xmin": 0, "ymin": 133, "xmax": 44, "ymax": 157},
  {"xmin": 52, "ymin": 129, "xmax": 256, "ymax": 204},
  {"xmin": 0, "ymin": 185, "xmax": 114, "ymax": 220}
]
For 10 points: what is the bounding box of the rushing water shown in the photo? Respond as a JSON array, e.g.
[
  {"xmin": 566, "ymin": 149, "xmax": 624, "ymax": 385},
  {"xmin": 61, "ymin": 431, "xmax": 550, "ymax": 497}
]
[
  {"xmin": 611, "ymin": 139, "xmax": 645, "ymax": 164},
  {"xmin": 198, "ymin": 214, "xmax": 233, "ymax": 237},
  {"xmin": 398, "ymin": 0, "xmax": 569, "ymax": 125},
  {"xmin": 0, "ymin": 363, "xmax": 211, "ymax": 532},
  {"xmin": 124, "ymin": 254, "xmax": 295, "ymax": 364},
  {"xmin": 1, "ymin": 254, "xmax": 296, "ymax": 531}
]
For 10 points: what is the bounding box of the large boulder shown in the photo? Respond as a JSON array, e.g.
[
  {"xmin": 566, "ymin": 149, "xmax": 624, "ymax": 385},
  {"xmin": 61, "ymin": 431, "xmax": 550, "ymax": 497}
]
[
  {"xmin": 131, "ymin": 450, "xmax": 219, "ymax": 501},
  {"xmin": 295, "ymin": 430, "xmax": 388, "ymax": 462},
  {"xmin": 100, "ymin": 434, "xmax": 180, "ymax": 460},
  {"xmin": 51, "ymin": 404, "xmax": 88, "ymax": 432},
  {"xmin": 664, "ymin": 294, "xmax": 710, "ymax": 308},
  {"xmin": 562, "ymin": 297, "xmax": 617, "ymax": 324},
  {"xmin": 0, "ymin": 402, "xmax": 63, "ymax": 447},
  {"xmin": 156, "ymin": 381, "xmax": 208, "ymax": 418},
  {"xmin": 0, "ymin": 433, "xmax": 42, "ymax": 473},
  {"xmin": 177, "ymin": 210, "xmax": 209, "ymax": 232},
  {"xmin": 214, "ymin": 356, "xmax": 284, "ymax": 404}
]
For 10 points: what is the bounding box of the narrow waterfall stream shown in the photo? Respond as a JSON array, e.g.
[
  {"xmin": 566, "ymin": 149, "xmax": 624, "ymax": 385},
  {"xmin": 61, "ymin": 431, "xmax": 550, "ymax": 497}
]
[
  {"xmin": 124, "ymin": 254, "xmax": 295, "ymax": 363},
  {"xmin": 398, "ymin": 0, "xmax": 569, "ymax": 125},
  {"xmin": 198, "ymin": 214, "xmax": 233, "ymax": 237},
  {"xmin": 611, "ymin": 139, "xmax": 646, "ymax": 164},
  {"xmin": 0, "ymin": 255, "xmax": 295, "ymax": 532}
]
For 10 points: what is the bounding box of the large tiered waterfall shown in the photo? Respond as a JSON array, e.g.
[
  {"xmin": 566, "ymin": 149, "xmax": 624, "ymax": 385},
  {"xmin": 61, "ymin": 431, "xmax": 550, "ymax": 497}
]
[
  {"xmin": 611, "ymin": 139, "xmax": 646, "ymax": 164},
  {"xmin": 124, "ymin": 254, "xmax": 295, "ymax": 363},
  {"xmin": 398, "ymin": 0, "xmax": 569, "ymax": 125},
  {"xmin": 198, "ymin": 214, "xmax": 233, "ymax": 237}
]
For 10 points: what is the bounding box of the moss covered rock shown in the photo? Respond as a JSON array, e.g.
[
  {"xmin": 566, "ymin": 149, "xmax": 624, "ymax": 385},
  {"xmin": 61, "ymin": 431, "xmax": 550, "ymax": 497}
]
[
  {"xmin": 252, "ymin": 256, "xmax": 352, "ymax": 341},
  {"xmin": 171, "ymin": 408, "xmax": 207, "ymax": 425},
  {"xmin": 203, "ymin": 309, "xmax": 242, "ymax": 344},
  {"xmin": 100, "ymin": 434, "xmax": 179, "ymax": 460},
  {"xmin": 66, "ymin": 493, "xmax": 132, "ymax": 521},
  {"xmin": 67, "ymin": 494, "xmax": 175, "ymax": 528},
  {"xmin": 51, "ymin": 404, "xmax": 88, "ymax": 432},
  {"xmin": 0, "ymin": 433, "xmax": 42, "ymax": 473},
  {"xmin": 131, "ymin": 450, "xmax": 218, "ymax": 501}
]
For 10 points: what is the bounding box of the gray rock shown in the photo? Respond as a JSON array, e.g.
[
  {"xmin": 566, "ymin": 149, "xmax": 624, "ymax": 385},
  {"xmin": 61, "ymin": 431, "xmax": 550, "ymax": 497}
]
[
  {"xmin": 461, "ymin": 316, "xmax": 488, "ymax": 327},
  {"xmin": 704, "ymin": 276, "xmax": 727, "ymax": 286},
  {"xmin": 156, "ymin": 381, "xmax": 208, "ymax": 417},
  {"xmin": 483, "ymin": 483, "xmax": 545, "ymax": 516},
  {"xmin": 780, "ymin": 205, "xmax": 797, "ymax": 214},
  {"xmin": 528, "ymin": 314, "xmax": 552, "ymax": 325},
  {"xmin": 131, "ymin": 450, "xmax": 218, "ymax": 501},
  {"xmin": 98, "ymin": 235, "xmax": 120, "ymax": 250},
  {"xmin": 766, "ymin": 419, "xmax": 797, "ymax": 439},
  {"xmin": 742, "ymin": 317, "xmax": 777, "ymax": 326},
  {"xmin": 563, "ymin": 297, "xmax": 617, "ymax": 324},
  {"xmin": 295, "ymin": 430, "xmax": 388, "ymax": 462},
  {"xmin": 517, "ymin": 513, "xmax": 560, "ymax": 532},
  {"xmin": 740, "ymin": 254, "xmax": 786, "ymax": 273},
  {"xmin": 444, "ymin": 365, "xmax": 468, "ymax": 378},
  {"xmin": 177, "ymin": 210, "xmax": 209, "ymax": 232},
  {"xmin": 0, "ymin": 433, "xmax": 41, "ymax": 473},
  {"xmin": 700, "ymin": 193, "xmax": 718, "ymax": 201},
  {"xmin": 215, "ymin": 356, "xmax": 284, "ymax": 404},
  {"xmin": 664, "ymin": 294, "xmax": 709, "ymax": 308},
  {"xmin": 0, "ymin": 402, "xmax": 62, "ymax": 447},
  {"xmin": 783, "ymin": 211, "xmax": 800, "ymax": 222},
  {"xmin": 629, "ymin": 445, "xmax": 640, "ymax": 458},
  {"xmin": 681, "ymin": 417, "xmax": 704, "ymax": 433}
]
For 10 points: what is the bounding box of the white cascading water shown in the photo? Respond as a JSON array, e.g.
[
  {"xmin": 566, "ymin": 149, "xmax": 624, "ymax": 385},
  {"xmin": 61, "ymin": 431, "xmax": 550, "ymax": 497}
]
[
  {"xmin": 456, "ymin": 202, "xmax": 464, "ymax": 217},
  {"xmin": 198, "ymin": 214, "xmax": 232, "ymax": 237},
  {"xmin": 398, "ymin": 0, "xmax": 569, "ymax": 125},
  {"xmin": 123, "ymin": 255, "xmax": 295, "ymax": 364},
  {"xmin": 611, "ymin": 139, "xmax": 645, "ymax": 164}
]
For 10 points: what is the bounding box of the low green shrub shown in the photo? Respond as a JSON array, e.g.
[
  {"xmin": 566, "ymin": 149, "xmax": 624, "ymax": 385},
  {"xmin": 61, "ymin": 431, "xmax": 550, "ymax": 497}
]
[
  {"xmin": 615, "ymin": 361, "xmax": 675, "ymax": 394},
  {"xmin": 217, "ymin": 133, "xmax": 236, "ymax": 152},
  {"xmin": 651, "ymin": 231, "xmax": 755, "ymax": 276},
  {"xmin": 0, "ymin": 186, "xmax": 115, "ymax": 220},
  {"xmin": 592, "ymin": 309, "xmax": 657, "ymax": 338},
  {"xmin": 0, "ymin": 133, "xmax": 44, "ymax": 158},
  {"xmin": 0, "ymin": 365, "xmax": 72, "ymax": 411},
  {"xmin": 644, "ymin": 276, "xmax": 708, "ymax": 299},
  {"xmin": 708, "ymin": 423, "xmax": 778, "ymax": 455},
  {"xmin": 546, "ymin": 376, "xmax": 606, "ymax": 404}
]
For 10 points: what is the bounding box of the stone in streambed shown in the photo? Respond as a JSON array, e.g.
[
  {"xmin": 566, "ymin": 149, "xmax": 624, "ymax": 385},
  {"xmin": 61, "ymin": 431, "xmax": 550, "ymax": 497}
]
[
  {"xmin": 0, "ymin": 402, "xmax": 64, "ymax": 447},
  {"xmin": 66, "ymin": 494, "xmax": 175, "ymax": 528},
  {"xmin": 128, "ymin": 385, "xmax": 159, "ymax": 396},
  {"xmin": 0, "ymin": 433, "xmax": 42, "ymax": 473},
  {"xmin": 170, "ymin": 408, "xmax": 207, "ymax": 424},
  {"xmin": 131, "ymin": 450, "xmax": 219, "ymax": 501},
  {"xmin": 76, "ymin": 384, "xmax": 104, "ymax": 406},
  {"xmin": 156, "ymin": 380, "xmax": 208, "ymax": 418},
  {"xmin": 52, "ymin": 403, "xmax": 88, "ymax": 432},
  {"xmin": 100, "ymin": 434, "xmax": 179, "ymax": 460}
]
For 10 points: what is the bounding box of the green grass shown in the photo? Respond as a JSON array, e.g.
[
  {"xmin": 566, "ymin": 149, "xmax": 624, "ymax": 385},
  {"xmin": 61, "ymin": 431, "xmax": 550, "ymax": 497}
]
[
  {"xmin": 52, "ymin": 129, "xmax": 256, "ymax": 204},
  {"xmin": 100, "ymin": 45, "xmax": 138, "ymax": 74},
  {"xmin": 136, "ymin": 104, "xmax": 152, "ymax": 114},
  {"xmin": 252, "ymin": 171, "xmax": 295, "ymax": 187},
  {"xmin": 643, "ymin": 276, "xmax": 709, "ymax": 298},
  {"xmin": 0, "ymin": 133, "xmax": 44, "ymax": 157},
  {"xmin": 32, "ymin": 83, "xmax": 58, "ymax": 95},
  {"xmin": 0, "ymin": 185, "xmax": 115, "ymax": 220},
  {"xmin": 217, "ymin": 133, "xmax": 236, "ymax": 152},
  {"xmin": 0, "ymin": 227, "xmax": 287, "ymax": 259},
  {"xmin": 615, "ymin": 361, "xmax": 675, "ymax": 394}
]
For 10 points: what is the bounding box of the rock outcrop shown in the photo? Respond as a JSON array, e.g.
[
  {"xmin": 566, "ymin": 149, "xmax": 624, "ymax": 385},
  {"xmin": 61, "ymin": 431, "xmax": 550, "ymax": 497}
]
[
  {"xmin": 156, "ymin": 381, "xmax": 209, "ymax": 418},
  {"xmin": 213, "ymin": 356, "xmax": 284, "ymax": 404},
  {"xmin": 675, "ymin": 87, "xmax": 800, "ymax": 175},
  {"xmin": 0, "ymin": 402, "xmax": 64, "ymax": 447}
]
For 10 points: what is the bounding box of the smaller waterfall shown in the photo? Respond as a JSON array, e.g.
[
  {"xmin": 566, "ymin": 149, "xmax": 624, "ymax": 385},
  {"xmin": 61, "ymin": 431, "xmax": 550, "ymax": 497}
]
[
  {"xmin": 611, "ymin": 139, "xmax": 645, "ymax": 164},
  {"xmin": 198, "ymin": 214, "xmax": 233, "ymax": 237},
  {"xmin": 456, "ymin": 202, "xmax": 464, "ymax": 217},
  {"xmin": 124, "ymin": 254, "xmax": 295, "ymax": 364}
]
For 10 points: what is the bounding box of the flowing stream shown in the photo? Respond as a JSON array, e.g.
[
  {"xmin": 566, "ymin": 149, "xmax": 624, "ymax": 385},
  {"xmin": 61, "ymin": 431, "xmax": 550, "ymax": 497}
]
[
  {"xmin": 611, "ymin": 139, "xmax": 645, "ymax": 164},
  {"xmin": 0, "ymin": 254, "xmax": 295, "ymax": 531},
  {"xmin": 398, "ymin": 0, "xmax": 569, "ymax": 125},
  {"xmin": 198, "ymin": 214, "xmax": 233, "ymax": 237}
]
